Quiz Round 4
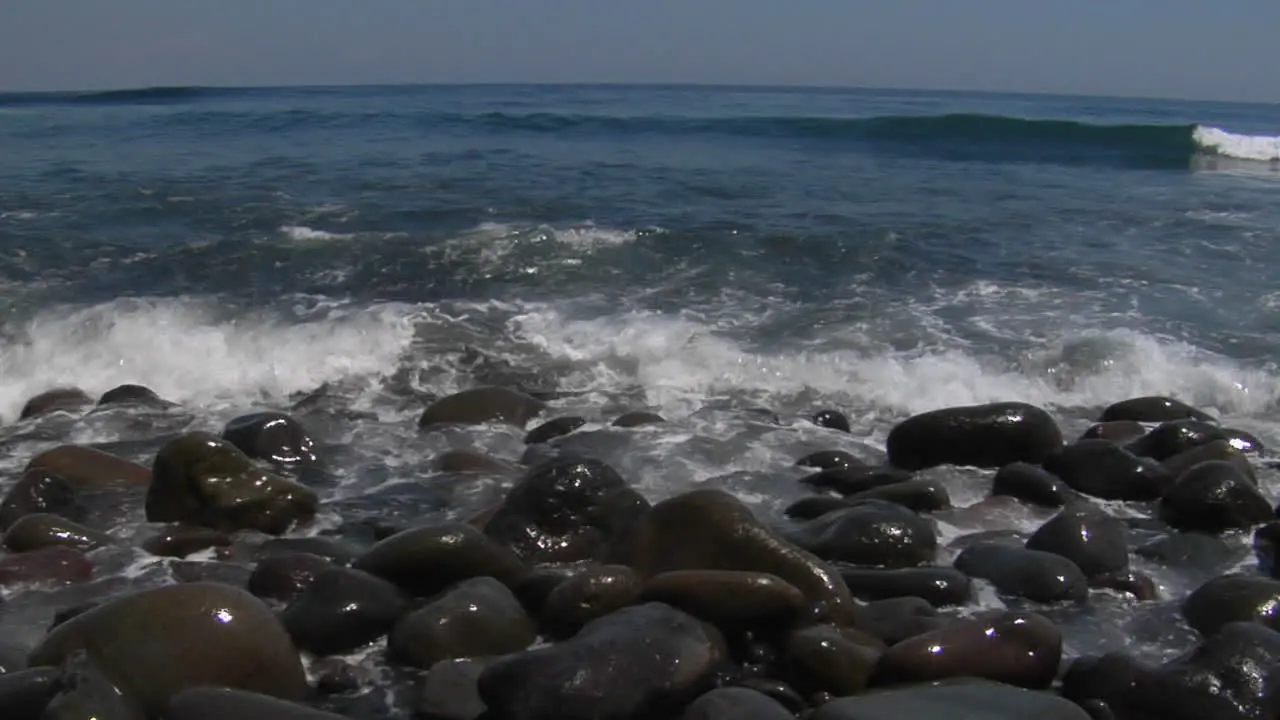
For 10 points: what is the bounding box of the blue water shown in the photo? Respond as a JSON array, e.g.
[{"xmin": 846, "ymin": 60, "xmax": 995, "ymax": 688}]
[{"xmin": 2, "ymin": 84, "xmax": 1280, "ymax": 675}]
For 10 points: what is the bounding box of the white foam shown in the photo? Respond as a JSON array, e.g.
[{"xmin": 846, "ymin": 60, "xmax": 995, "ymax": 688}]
[
  {"xmin": 280, "ymin": 225, "xmax": 353, "ymax": 241},
  {"xmin": 1193, "ymin": 125, "xmax": 1280, "ymax": 162},
  {"xmin": 436, "ymin": 222, "xmax": 641, "ymax": 272},
  {"xmin": 0, "ymin": 297, "xmax": 418, "ymax": 423}
]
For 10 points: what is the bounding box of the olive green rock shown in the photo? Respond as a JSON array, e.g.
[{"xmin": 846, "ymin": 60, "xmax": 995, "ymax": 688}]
[{"xmin": 418, "ymin": 386, "xmax": 546, "ymax": 430}]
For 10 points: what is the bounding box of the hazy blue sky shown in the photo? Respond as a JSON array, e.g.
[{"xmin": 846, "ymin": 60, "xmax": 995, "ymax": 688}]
[{"xmin": 2, "ymin": 1, "xmax": 1278, "ymax": 102}]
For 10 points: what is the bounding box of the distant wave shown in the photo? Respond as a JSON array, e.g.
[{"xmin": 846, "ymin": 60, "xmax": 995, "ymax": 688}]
[{"xmin": 0, "ymin": 86, "xmax": 243, "ymax": 107}]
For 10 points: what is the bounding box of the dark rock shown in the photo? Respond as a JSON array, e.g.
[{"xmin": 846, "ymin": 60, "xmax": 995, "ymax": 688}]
[
  {"xmin": 25, "ymin": 446, "xmax": 151, "ymax": 488},
  {"xmin": 784, "ymin": 624, "xmax": 883, "ymax": 696},
  {"xmin": 353, "ymin": 523, "xmax": 528, "ymax": 597},
  {"xmin": 310, "ymin": 658, "xmax": 362, "ymax": 695},
  {"xmin": 1080, "ymin": 421, "xmax": 1146, "ymax": 444},
  {"xmin": 785, "ymin": 496, "xmax": 858, "ymax": 520},
  {"xmin": 0, "ymin": 469, "xmax": 86, "ymax": 532},
  {"xmin": 810, "ymin": 679, "xmax": 1091, "ymax": 720},
  {"xmin": 19, "ymin": 388, "xmax": 92, "ymax": 420},
  {"xmin": 1090, "ymin": 569, "xmax": 1159, "ymax": 601},
  {"xmin": 850, "ymin": 597, "xmax": 947, "ymax": 645},
  {"xmin": 954, "ymin": 544, "xmax": 1088, "ymax": 603},
  {"xmin": 683, "ymin": 687, "xmax": 794, "ymax": 720},
  {"xmin": 418, "ymin": 386, "xmax": 546, "ymax": 430},
  {"xmin": 811, "ymin": 410, "xmax": 851, "ymax": 433},
  {"xmin": 1159, "ymin": 460, "xmax": 1271, "ymax": 533},
  {"xmin": 477, "ymin": 603, "xmax": 721, "ymax": 720},
  {"xmin": 1025, "ymin": 506, "xmax": 1128, "ymax": 579},
  {"xmin": 837, "ymin": 565, "xmax": 972, "ymax": 607},
  {"xmin": 146, "ymin": 432, "xmax": 318, "ymax": 535},
  {"xmin": 1043, "ymin": 440, "xmax": 1172, "ymax": 501},
  {"xmin": 727, "ymin": 678, "xmax": 806, "ymax": 716},
  {"xmin": 612, "ymin": 411, "xmax": 666, "ymax": 428},
  {"xmin": 796, "ymin": 450, "xmax": 862, "ymax": 471},
  {"xmin": 0, "ymin": 667, "xmax": 61, "ymax": 720},
  {"xmin": 1138, "ymin": 532, "xmax": 1244, "ymax": 578},
  {"xmin": 221, "ymin": 411, "xmax": 319, "ymax": 470},
  {"xmin": 1127, "ymin": 420, "xmax": 1227, "ymax": 461},
  {"xmin": 1221, "ymin": 427, "xmax": 1265, "ymax": 455},
  {"xmin": 511, "ymin": 567, "xmax": 575, "ymax": 617},
  {"xmin": 2, "ymin": 513, "xmax": 111, "ymax": 553},
  {"xmin": 415, "ymin": 658, "xmax": 490, "ymax": 720},
  {"xmin": 540, "ymin": 564, "xmax": 643, "ymax": 639},
  {"xmin": 1183, "ymin": 573, "xmax": 1280, "ymax": 636},
  {"xmin": 991, "ymin": 462, "xmax": 1071, "ymax": 508},
  {"xmin": 247, "ymin": 552, "xmax": 333, "ymax": 603},
  {"xmin": 1099, "ymin": 396, "xmax": 1215, "ymax": 424},
  {"xmin": 846, "ymin": 478, "xmax": 950, "ymax": 512},
  {"xmin": 787, "ymin": 500, "xmax": 937, "ymax": 569},
  {"xmin": 798, "ymin": 466, "xmax": 911, "ymax": 496},
  {"xmin": 168, "ymin": 559, "xmax": 253, "ymax": 587},
  {"xmin": 281, "ymin": 566, "xmax": 411, "ymax": 655},
  {"xmin": 0, "ymin": 546, "xmax": 93, "ymax": 588},
  {"xmin": 1060, "ymin": 653, "xmax": 1145, "ymax": 719},
  {"xmin": 1255, "ymin": 522, "xmax": 1280, "ymax": 578},
  {"xmin": 524, "ymin": 416, "xmax": 586, "ymax": 445},
  {"xmin": 27, "ymin": 582, "xmax": 307, "ymax": 714},
  {"xmin": 389, "ymin": 577, "xmax": 537, "ymax": 670},
  {"xmin": 641, "ymin": 570, "xmax": 807, "ymax": 629},
  {"xmin": 258, "ymin": 536, "xmax": 357, "ymax": 565},
  {"xmin": 1161, "ymin": 439, "xmax": 1257, "ymax": 483},
  {"xmin": 140, "ymin": 523, "xmax": 232, "ymax": 558},
  {"xmin": 42, "ymin": 650, "xmax": 144, "ymax": 720},
  {"xmin": 433, "ymin": 450, "xmax": 518, "ymax": 475},
  {"xmin": 161, "ymin": 687, "xmax": 348, "ymax": 720},
  {"xmin": 873, "ymin": 611, "xmax": 1062, "ymax": 689},
  {"xmin": 886, "ymin": 402, "xmax": 1063, "ymax": 471},
  {"xmin": 484, "ymin": 456, "xmax": 648, "ymax": 563},
  {"xmin": 96, "ymin": 383, "xmax": 173, "ymax": 409},
  {"xmin": 605, "ymin": 489, "xmax": 858, "ymax": 625}
]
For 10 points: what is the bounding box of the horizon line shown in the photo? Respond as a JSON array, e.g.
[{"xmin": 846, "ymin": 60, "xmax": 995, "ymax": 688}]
[{"xmin": 0, "ymin": 79, "xmax": 1274, "ymax": 108}]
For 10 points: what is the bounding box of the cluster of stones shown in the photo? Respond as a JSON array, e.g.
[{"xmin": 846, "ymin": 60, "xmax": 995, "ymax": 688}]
[{"xmin": 0, "ymin": 384, "xmax": 1276, "ymax": 720}]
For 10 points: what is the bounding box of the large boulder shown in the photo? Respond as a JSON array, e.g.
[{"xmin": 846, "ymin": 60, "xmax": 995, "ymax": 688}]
[
  {"xmin": 1042, "ymin": 439, "xmax": 1171, "ymax": 501},
  {"xmin": 873, "ymin": 611, "xmax": 1062, "ymax": 689},
  {"xmin": 886, "ymin": 402, "xmax": 1063, "ymax": 471},
  {"xmin": 389, "ymin": 576, "xmax": 537, "ymax": 669},
  {"xmin": 1159, "ymin": 461, "xmax": 1272, "ymax": 534},
  {"xmin": 1099, "ymin": 396, "xmax": 1214, "ymax": 423},
  {"xmin": 786, "ymin": 501, "xmax": 937, "ymax": 568},
  {"xmin": 1025, "ymin": 506, "xmax": 1128, "ymax": 579},
  {"xmin": 26, "ymin": 582, "xmax": 307, "ymax": 714},
  {"xmin": 146, "ymin": 432, "xmax": 319, "ymax": 535},
  {"xmin": 418, "ymin": 386, "xmax": 546, "ymax": 430},
  {"xmin": 221, "ymin": 411, "xmax": 319, "ymax": 472},
  {"xmin": 353, "ymin": 523, "xmax": 529, "ymax": 597}
]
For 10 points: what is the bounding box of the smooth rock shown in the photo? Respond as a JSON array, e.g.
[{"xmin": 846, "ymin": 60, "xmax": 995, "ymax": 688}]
[
  {"xmin": 414, "ymin": 658, "xmax": 490, "ymax": 720},
  {"xmin": 0, "ymin": 470, "xmax": 87, "ymax": 531},
  {"xmin": 810, "ymin": 679, "xmax": 1091, "ymax": 720},
  {"xmin": 641, "ymin": 570, "xmax": 807, "ymax": 628},
  {"xmin": 418, "ymin": 387, "xmax": 546, "ymax": 430},
  {"xmin": 389, "ymin": 577, "xmax": 537, "ymax": 670},
  {"xmin": 247, "ymin": 552, "xmax": 334, "ymax": 603},
  {"xmin": 1127, "ymin": 420, "xmax": 1228, "ymax": 461},
  {"xmin": 798, "ymin": 467, "xmax": 911, "ymax": 496},
  {"xmin": 221, "ymin": 411, "xmax": 319, "ymax": 470},
  {"xmin": 991, "ymin": 462, "xmax": 1071, "ymax": 508},
  {"xmin": 837, "ymin": 565, "xmax": 972, "ymax": 607},
  {"xmin": 353, "ymin": 523, "xmax": 528, "ymax": 597},
  {"xmin": 1099, "ymin": 396, "xmax": 1214, "ymax": 424},
  {"xmin": 886, "ymin": 402, "xmax": 1063, "ymax": 471},
  {"xmin": 95, "ymin": 384, "xmax": 173, "ymax": 410},
  {"xmin": 683, "ymin": 687, "xmax": 794, "ymax": 720},
  {"xmin": 785, "ymin": 624, "xmax": 882, "ymax": 696},
  {"xmin": 524, "ymin": 416, "xmax": 587, "ymax": 445},
  {"xmin": 1043, "ymin": 440, "xmax": 1171, "ymax": 501},
  {"xmin": 0, "ymin": 667, "xmax": 61, "ymax": 720},
  {"xmin": 1026, "ymin": 506, "xmax": 1128, "ymax": 579},
  {"xmin": 1182, "ymin": 573, "xmax": 1280, "ymax": 636},
  {"xmin": 873, "ymin": 611, "xmax": 1062, "ymax": 689},
  {"xmin": 281, "ymin": 566, "xmax": 412, "ymax": 655},
  {"xmin": 25, "ymin": 446, "xmax": 151, "ymax": 488},
  {"xmin": 1161, "ymin": 439, "xmax": 1257, "ymax": 483},
  {"xmin": 19, "ymin": 388, "xmax": 92, "ymax": 421},
  {"xmin": 1079, "ymin": 420, "xmax": 1147, "ymax": 444},
  {"xmin": 540, "ymin": 564, "xmax": 643, "ymax": 639},
  {"xmin": 850, "ymin": 597, "xmax": 947, "ymax": 645},
  {"xmin": 787, "ymin": 501, "xmax": 937, "ymax": 569},
  {"xmin": 2, "ymin": 514, "xmax": 110, "ymax": 553},
  {"xmin": 0, "ymin": 546, "xmax": 93, "ymax": 588},
  {"xmin": 612, "ymin": 411, "xmax": 666, "ymax": 428},
  {"xmin": 811, "ymin": 410, "xmax": 851, "ymax": 433},
  {"xmin": 41, "ymin": 650, "xmax": 144, "ymax": 720},
  {"xmin": 796, "ymin": 450, "xmax": 862, "ymax": 471},
  {"xmin": 140, "ymin": 524, "xmax": 232, "ymax": 558},
  {"xmin": 1159, "ymin": 460, "xmax": 1272, "ymax": 533},
  {"xmin": 161, "ymin": 687, "xmax": 347, "ymax": 720},
  {"xmin": 954, "ymin": 544, "xmax": 1088, "ymax": 603}
]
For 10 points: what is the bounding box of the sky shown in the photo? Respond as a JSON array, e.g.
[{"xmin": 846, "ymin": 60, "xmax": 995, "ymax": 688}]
[{"xmin": 1, "ymin": 1, "xmax": 1278, "ymax": 103}]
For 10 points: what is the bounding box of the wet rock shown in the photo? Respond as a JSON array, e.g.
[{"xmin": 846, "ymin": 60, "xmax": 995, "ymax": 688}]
[
  {"xmin": 310, "ymin": 658, "xmax": 362, "ymax": 695},
  {"xmin": 954, "ymin": 544, "xmax": 1088, "ymax": 603},
  {"xmin": 353, "ymin": 523, "xmax": 528, "ymax": 597},
  {"xmin": 798, "ymin": 466, "xmax": 911, "ymax": 496},
  {"xmin": 811, "ymin": 410, "xmax": 851, "ymax": 433},
  {"xmin": 1161, "ymin": 439, "xmax": 1257, "ymax": 483},
  {"xmin": 1222, "ymin": 427, "xmax": 1265, "ymax": 455},
  {"xmin": 25, "ymin": 446, "xmax": 151, "ymax": 488},
  {"xmin": 433, "ymin": 450, "xmax": 518, "ymax": 475},
  {"xmin": 19, "ymin": 388, "xmax": 92, "ymax": 420},
  {"xmin": 1060, "ymin": 653, "xmax": 1146, "ymax": 719},
  {"xmin": 168, "ymin": 559, "xmax": 253, "ymax": 587},
  {"xmin": 96, "ymin": 383, "xmax": 173, "ymax": 410},
  {"xmin": 1043, "ymin": 439, "xmax": 1172, "ymax": 501},
  {"xmin": 221, "ymin": 411, "xmax": 319, "ymax": 470},
  {"xmin": 1127, "ymin": 420, "xmax": 1227, "ymax": 461},
  {"xmin": 280, "ymin": 566, "xmax": 411, "ymax": 656},
  {"xmin": 0, "ymin": 667, "xmax": 61, "ymax": 720},
  {"xmin": 606, "ymin": 489, "xmax": 858, "ymax": 624},
  {"xmin": 1159, "ymin": 460, "xmax": 1271, "ymax": 533},
  {"xmin": 785, "ymin": 496, "xmax": 858, "ymax": 520},
  {"xmin": 796, "ymin": 450, "xmax": 862, "ymax": 471},
  {"xmin": 0, "ymin": 546, "xmax": 92, "ymax": 588},
  {"xmin": 415, "ymin": 658, "xmax": 490, "ymax": 720},
  {"xmin": 524, "ymin": 416, "xmax": 587, "ymax": 445},
  {"xmin": 418, "ymin": 386, "xmax": 546, "ymax": 430},
  {"xmin": 540, "ymin": 564, "xmax": 643, "ymax": 639},
  {"xmin": 0, "ymin": 470, "xmax": 87, "ymax": 532},
  {"xmin": 27, "ymin": 582, "xmax": 307, "ymax": 714},
  {"xmin": 886, "ymin": 402, "xmax": 1063, "ymax": 471},
  {"xmin": 1254, "ymin": 522, "xmax": 1280, "ymax": 578},
  {"xmin": 258, "ymin": 536, "xmax": 357, "ymax": 565},
  {"xmin": 161, "ymin": 686, "xmax": 348, "ymax": 720},
  {"xmin": 1131, "ymin": 622, "xmax": 1280, "ymax": 720},
  {"xmin": 612, "ymin": 410, "xmax": 665, "ymax": 428},
  {"xmin": 991, "ymin": 461, "xmax": 1072, "ymax": 508},
  {"xmin": 512, "ymin": 568, "xmax": 574, "ymax": 616},
  {"xmin": 1090, "ymin": 569, "xmax": 1159, "ymax": 601},
  {"xmin": 1025, "ymin": 506, "xmax": 1128, "ymax": 579},
  {"xmin": 146, "ymin": 432, "xmax": 319, "ymax": 535},
  {"xmin": 1099, "ymin": 396, "xmax": 1214, "ymax": 424},
  {"xmin": 874, "ymin": 611, "xmax": 1062, "ymax": 689},
  {"xmin": 42, "ymin": 650, "xmax": 144, "ymax": 720},
  {"xmin": 837, "ymin": 565, "xmax": 972, "ymax": 607},
  {"xmin": 389, "ymin": 577, "xmax": 537, "ymax": 670},
  {"xmin": 484, "ymin": 456, "xmax": 648, "ymax": 563},
  {"xmin": 787, "ymin": 500, "xmax": 937, "ymax": 569},
  {"xmin": 1139, "ymin": 532, "xmax": 1244, "ymax": 578},
  {"xmin": 727, "ymin": 679, "xmax": 806, "ymax": 715},
  {"xmin": 850, "ymin": 597, "xmax": 947, "ymax": 645},
  {"xmin": 2, "ymin": 514, "xmax": 111, "ymax": 553},
  {"xmin": 811, "ymin": 679, "xmax": 1091, "ymax": 720},
  {"xmin": 1079, "ymin": 420, "xmax": 1147, "ymax": 444},
  {"xmin": 140, "ymin": 524, "xmax": 231, "ymax": 558},
  {"xmin": 246, "ymin": 552, "xmax": 333, "ymax": 602},
  {"xmin": 683, "ymin": 687, "xmax": 794, "ymax": 720},
  {"xmin": 1182, "ymin": 573, "xmax": 1280, "ymax": 636},
  {"xmin": 477, "ymin": 603, "xmax": 722, "ymax": 720},
  {"xmin": 784, "ymin": 624, "xmax": 882, "ymax": 696},
  {"xmin": 641, "ymin": 570, "xmax": 806, "ymax": 629},
  {"xmin": 847, "ymin": 478, "xmax": 950, "ymax": 512}
]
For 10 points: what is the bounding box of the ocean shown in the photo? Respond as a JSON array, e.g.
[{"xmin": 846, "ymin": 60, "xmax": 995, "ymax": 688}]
[{"xmin": 2, "ymin": 83, "xmax": 1280, "ymax": 709}]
